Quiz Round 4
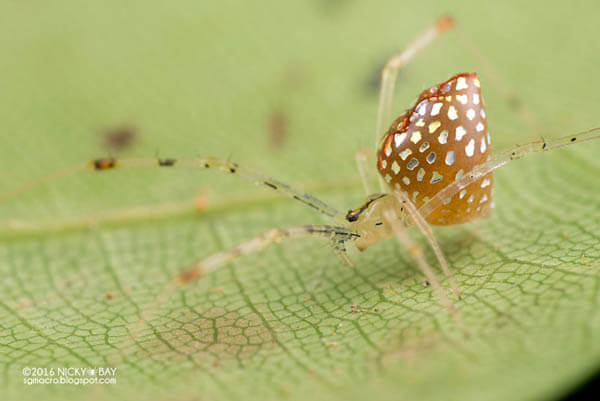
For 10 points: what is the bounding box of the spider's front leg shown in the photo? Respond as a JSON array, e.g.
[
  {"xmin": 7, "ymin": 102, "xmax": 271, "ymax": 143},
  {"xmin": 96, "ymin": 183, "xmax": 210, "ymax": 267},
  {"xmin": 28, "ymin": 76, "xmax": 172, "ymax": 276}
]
[
  {"xmin": 177, "ymin": 225, "xmax": 359, "ymax": 284},
  {"xmin": 344, "ymin": 191, "xmax": 460, "ymax": 299},
  {"xmin": 418, "ymin": 128, "xmax": 600, "ymax": 221},
  {"xmin": 389, "ymin": 191, "xmax": 460, "ymax": 298},
  {"xmin": 372, "ymin": 16, "xmax": 453, "ymax": 194},
  {"xmin": 1, "ymin": 156, "xmax": 344, "ymax": 222},
  {"xmin": 382, "ymin": 205, "xmax": 461, "ymax": 324},
  {"xmin": 355, "ymin": 148, "xmax": 375, "ymax": 195},
  {"xmin": 375, "ymin": 15, "xmax": 454, "ymax": 150}
]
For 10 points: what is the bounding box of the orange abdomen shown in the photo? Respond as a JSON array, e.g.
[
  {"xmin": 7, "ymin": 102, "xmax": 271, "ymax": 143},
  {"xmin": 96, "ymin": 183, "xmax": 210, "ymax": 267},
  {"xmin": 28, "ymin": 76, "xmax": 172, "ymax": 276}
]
[{"xmin": 377, "ymin": 73, "xmax": 493, "ymax": 225}]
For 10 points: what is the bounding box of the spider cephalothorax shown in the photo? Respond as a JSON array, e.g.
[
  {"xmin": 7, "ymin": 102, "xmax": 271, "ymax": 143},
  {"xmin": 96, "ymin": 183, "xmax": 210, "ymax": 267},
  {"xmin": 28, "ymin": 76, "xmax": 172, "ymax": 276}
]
[{"xmin": 345, "ymin": 193, "xmax": 398, "ymax": 251}]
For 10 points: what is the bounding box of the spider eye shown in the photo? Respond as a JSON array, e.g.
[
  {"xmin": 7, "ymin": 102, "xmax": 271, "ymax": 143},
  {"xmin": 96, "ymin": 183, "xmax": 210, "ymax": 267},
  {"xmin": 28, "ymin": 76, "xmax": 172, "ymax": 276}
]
[{"xmin": 345, "ymin": 210, "xmax": 359, "ymax": 222}]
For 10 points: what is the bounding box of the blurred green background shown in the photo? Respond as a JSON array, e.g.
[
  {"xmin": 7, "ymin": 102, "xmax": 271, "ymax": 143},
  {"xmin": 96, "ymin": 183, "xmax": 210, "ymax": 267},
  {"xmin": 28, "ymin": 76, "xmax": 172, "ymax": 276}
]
[{"xmin": 1, "ymin": 1, "xmax": 599, "ymax": 400}]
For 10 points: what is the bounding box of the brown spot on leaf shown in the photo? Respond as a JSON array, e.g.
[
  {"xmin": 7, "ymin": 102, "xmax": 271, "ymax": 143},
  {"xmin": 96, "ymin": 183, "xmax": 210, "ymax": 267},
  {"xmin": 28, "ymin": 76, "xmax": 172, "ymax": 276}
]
[
  {"xmin": 100, "ymin": 124, "xmax": 138, "ymax": 152},
  {"xmin": 268, "ymin": 110, "xmax": 289, "ymax": 149}
]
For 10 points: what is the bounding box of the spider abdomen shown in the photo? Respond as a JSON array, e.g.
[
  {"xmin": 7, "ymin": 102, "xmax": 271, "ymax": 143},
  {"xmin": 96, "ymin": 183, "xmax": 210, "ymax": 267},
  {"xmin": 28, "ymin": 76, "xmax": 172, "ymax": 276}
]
[{"xmin": 377, "ymin": 72, "xmax": 493, "ymax": 225}]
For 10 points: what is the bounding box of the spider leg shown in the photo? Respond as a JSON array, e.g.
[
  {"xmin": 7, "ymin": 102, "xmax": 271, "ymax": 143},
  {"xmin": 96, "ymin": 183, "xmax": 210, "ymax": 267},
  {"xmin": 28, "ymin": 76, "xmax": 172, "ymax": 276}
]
[
  {"xmin": 419, "ymin": 127, "xmax": 600, "ymax": 220},
  {"xmin": 452, "ymin": 25, "xmax": 541, "ymax": 131},
  {"xmin": 382, "ymin": 206, "xmax": 462, "ymax": 324},
  {"xmin": 1, "ymin": 156, "xmax": 343, "ymax": 220},
  {"xmin": 177, "ymin": 224, "xmax": 359, "ymax": 284},
  {"xmin": 389, "ymin": 191, "xmax": 461, "ymax": 299},
  {"xmin": 355, "ymin": 148, "xmax": 375, "ymax": 195},
  {"xmin": 375, "ymin": 16, "xmax": 453, "ymax": 191},
  {"xmin": 0, "ymin": 163, "xmax": 89, "ymax": 205},
  {"xmin": 375, "ymin": 16, "xmax": 453, "ymax": 150}
]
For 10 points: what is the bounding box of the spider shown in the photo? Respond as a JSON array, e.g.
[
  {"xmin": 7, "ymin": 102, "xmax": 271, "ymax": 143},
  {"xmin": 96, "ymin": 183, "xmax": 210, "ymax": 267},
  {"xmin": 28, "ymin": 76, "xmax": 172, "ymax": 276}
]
[{"xmin": 3, "ymin": 16, "xmax": 599, "ymax": 313}]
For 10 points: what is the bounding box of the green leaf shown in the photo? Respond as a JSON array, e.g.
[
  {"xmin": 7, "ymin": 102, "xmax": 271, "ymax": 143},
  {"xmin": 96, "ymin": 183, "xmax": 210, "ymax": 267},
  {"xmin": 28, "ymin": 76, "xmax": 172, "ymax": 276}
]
[{"xmin": 1, "ymin": 1, "xmax": 600, "ymax": 400}]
